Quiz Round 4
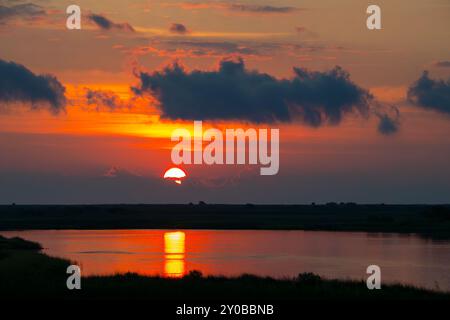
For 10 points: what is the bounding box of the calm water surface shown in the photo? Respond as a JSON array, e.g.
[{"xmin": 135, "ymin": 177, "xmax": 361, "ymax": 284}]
[{"xmin": 2, "ymin": 229, "xmax": 449, "ymax": 291}]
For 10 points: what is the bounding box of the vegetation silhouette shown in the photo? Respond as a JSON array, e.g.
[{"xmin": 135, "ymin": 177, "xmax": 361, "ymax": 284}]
[{"xmin": 0, "ymin": 204, "xmax": 449, "ymax": 239}]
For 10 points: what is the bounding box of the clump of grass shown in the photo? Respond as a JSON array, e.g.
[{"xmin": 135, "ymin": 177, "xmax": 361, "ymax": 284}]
[
  {"xmin": 184, "ymin": 270, "xmax": 203, "ymax": 280},
  {"xmin": 296, "ymin": 272, "xmax": 322, "ymax": 285}
]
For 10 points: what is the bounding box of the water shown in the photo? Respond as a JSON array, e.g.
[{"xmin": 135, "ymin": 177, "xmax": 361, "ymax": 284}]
[{"xmin": 2, "ymin": 229, "xmax": 449, "ymax": 291}]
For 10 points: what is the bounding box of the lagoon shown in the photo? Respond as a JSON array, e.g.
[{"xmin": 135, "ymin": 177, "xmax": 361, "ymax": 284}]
[{"xmin": 1, "ymin": 229, "xmax": 449, "ymax": 291}]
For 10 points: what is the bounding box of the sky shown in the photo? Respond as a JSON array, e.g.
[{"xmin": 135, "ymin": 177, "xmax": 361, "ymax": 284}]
[{"xmin": 0, "ymin": 0, "xmax": 449, "ymax": 204}]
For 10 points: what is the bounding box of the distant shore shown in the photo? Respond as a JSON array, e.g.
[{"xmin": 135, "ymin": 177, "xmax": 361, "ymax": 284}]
[
  {"xmin": 1, "ymin": 204, "xmax": 449, "ymax": 239},
  {"xmin": 1, "ymin": 235, "xmax": 449, "ymax": 301}
]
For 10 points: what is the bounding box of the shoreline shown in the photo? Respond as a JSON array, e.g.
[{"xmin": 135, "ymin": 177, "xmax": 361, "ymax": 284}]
[{"xmin": 1, "ymin": 204, "xmax": 449, "ymax": 239}]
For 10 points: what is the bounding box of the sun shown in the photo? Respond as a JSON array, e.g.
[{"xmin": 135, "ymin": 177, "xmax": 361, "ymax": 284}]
[{"xmin": 163, "ymin": 167, "xmax": 187, "ymax": 185}]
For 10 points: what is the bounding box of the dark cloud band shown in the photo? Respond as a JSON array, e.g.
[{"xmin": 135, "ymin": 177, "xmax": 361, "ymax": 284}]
[
  {"xmin": 133, "ymin": 58, "xmax": 368, "ymax": 124},
  {"xmin": 133, "ymin": 58, "xmax": 397, "ymax": 134}
]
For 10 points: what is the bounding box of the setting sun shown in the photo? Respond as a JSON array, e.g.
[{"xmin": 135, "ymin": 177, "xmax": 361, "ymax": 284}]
[{"xmin": 163, "ymin": 167, "xmax": 187, "ymax": 185}]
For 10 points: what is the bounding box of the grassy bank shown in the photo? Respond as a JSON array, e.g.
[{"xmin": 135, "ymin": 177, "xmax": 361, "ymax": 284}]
[{"xmin": 0, "ymin": 236, "xmax": 448, "ymax": 300}]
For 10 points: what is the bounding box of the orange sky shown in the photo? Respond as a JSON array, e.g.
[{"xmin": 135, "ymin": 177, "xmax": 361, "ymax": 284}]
[{"xmin": 0, "ymin": 0, "xmax": 449, "ymax": 203}]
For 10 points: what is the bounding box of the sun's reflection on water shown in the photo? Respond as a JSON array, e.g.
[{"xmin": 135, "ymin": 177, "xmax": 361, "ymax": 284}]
[{"xmin": 164, "ymin": 231, "xmax": 185, "ymax": 277}]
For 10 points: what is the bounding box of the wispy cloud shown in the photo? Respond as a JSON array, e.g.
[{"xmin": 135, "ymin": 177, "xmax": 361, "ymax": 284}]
[
  {"xmin": 88, "ymin": 13, "xmax": 135, "ymax": 32},
  {"xmin": 126, "ymin": 40, "xmax": 270, "ymax": 59},
  {"xmin": 84, "ymin": 88, "xmax": 132, "ymax": 111},
  {"xmin": 434, "ymin": 60, "xmax": 450, "ymax": 68},
  {"xmin": 228, "ymin": 4, "xmax": 300, "ymax": 14},
  {"xmin": 0, "ymin": 2, "xmax": 45, "ymax": 24},
  {"xmin": 174, "ymin": 1, "xmax": 303, "ymax": 15}
]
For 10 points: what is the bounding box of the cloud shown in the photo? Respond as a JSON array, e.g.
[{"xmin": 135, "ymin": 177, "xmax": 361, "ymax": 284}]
[
  {"xmin": 178, "ymin": 2, "xmax": 301, "ymax": 15},
  {"xmin": 373, "ymin": 104, "xmax": 400, "ymax": 135},
  {"xmin": 174, "ymin": 40, "xmax": 260, "ymax": 55},
  {"xmin": 85, "ymin": 88, "xmax": 130, "ymax": 111},
  {"xmin": 228, "ymin": 4, "xmax": 299, "ymax": 14},
  {"xmin": 169, "ymin": 23, "xmax": 189, "ymax": 34},
  {"xmin": 88, "ymin": 13, "xmax": 135, "ymax": 32},
  {"xmin": 129, "ymin": 40, "xmax": 265, "ymax": 59},
  {"xmin": 133, "ymin": 57, "xmax": 395, "ymax": 133},
  {"xmin": 295, "ymin": 26, "xmax": 318, "ymax": 39},
  {"xmin": 434, "ymin": 61, "xmax": 450, "ymax": 68},
  {"xmin": 126, "ymin": 39, "xmax": 324, "ymax": 63},
  {"xmin": 102, "ymin": 166, "xmax": 137, "ymax": 178},
  {"xmin": 377, "ymin": 115, "xmax": 398, "ymax": 135},
  {"xmin": 0, "ymin": 2, "xmax": 45, "ymax": 24},
  {"xmin": 407, "ymin": 71, "xmax": 450, "ymax": 115},
  {"xmin": 0, "ymin": 59, "xmax": 66, "ymax": 113}
]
